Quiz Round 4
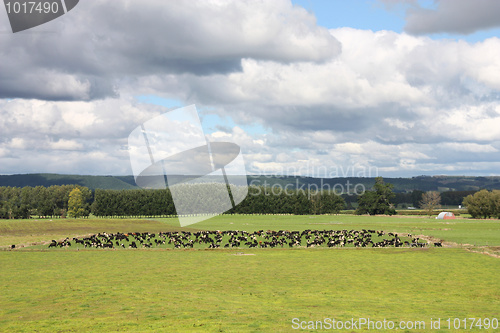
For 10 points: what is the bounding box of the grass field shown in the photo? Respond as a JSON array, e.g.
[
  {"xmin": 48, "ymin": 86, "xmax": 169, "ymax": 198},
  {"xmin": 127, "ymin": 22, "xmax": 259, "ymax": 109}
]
[{"xmin": 1, "ymin": 214, "xmax": 499, "ymax": 332}]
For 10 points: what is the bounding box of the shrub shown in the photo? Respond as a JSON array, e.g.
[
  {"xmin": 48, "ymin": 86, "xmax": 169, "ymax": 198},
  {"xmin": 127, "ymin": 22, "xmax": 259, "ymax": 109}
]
[{"xmin": 462, "ymin": 189, "xmax": 500, "ymax": 219}]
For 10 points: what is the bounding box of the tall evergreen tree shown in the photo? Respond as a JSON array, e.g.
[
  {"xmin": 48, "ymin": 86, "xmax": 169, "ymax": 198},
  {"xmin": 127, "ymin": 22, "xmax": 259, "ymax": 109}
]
[{"xmin": 356, "ymin": 177, "xmax": 396, "ymax": 215}]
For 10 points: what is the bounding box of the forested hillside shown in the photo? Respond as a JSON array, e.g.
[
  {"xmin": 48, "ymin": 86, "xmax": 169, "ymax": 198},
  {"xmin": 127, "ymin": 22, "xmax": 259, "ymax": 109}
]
[
  {"xmin": 0, "ymin": 174, "xmax": 138, "ymax": 190},
  {"xmin": 1, "ymin": 173, "xmax": 500, "ymax": 192}
]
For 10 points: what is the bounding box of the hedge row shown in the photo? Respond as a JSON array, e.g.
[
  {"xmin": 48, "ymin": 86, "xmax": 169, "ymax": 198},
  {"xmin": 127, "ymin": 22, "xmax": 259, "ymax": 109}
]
[
  {"xmin": 395, "ymin": 209, "xmax": 465, "ymax": 216},
  {"xmin": 91, "ymin": 185, "xmax": 346, "ymax": 217}
]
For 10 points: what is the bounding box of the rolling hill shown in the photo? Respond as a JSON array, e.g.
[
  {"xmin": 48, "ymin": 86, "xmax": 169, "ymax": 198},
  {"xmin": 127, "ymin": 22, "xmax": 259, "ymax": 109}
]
[{"xmin": 1, "ymin": 173, "xmax": 500, "ymax": 192}]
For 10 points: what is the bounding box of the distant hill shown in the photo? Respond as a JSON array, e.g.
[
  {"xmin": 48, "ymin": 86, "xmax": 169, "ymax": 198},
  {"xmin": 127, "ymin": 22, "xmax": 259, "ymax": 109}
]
[
  {"xmin": 0, "ymin": 174, "xmax": 139, "ymax": 190},
  {"xmin": 247, "ymin": 175, "xmax": 500, "ymax": 192},
  {"xmin": 1, "ymin": 173, "xmax": 500, "ymax": 192}
]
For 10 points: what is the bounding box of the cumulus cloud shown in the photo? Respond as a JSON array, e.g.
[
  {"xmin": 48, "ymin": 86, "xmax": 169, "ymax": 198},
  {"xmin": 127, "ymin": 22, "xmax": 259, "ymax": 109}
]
[
  {"xmin": 181, "ymin": 29, "xmax": 500, "ymax": 138},
  {"xmin": 1, "ymin": 1, "xmax": 500, "ymax": 177},
  {"xmin": 379, "ymin": 0, "xmax": 500, "ymax": 35},
  {"xmin": 0, "ymin": 0, "xmax": 340, "ymax": 101},
  {"xmin": 0, "ymin": 98, "xmax": 170, "ymax": 174},
  {"xmin": 178, "ymin": 28, "xmax": 500, "ymax": 176}
]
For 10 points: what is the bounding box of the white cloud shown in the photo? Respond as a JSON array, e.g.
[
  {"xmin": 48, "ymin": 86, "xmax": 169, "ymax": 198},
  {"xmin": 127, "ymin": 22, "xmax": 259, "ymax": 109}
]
[
  {"xmin": 0, "ymin": 0, "xmax": 340, "ymax": 101},
  {"xmin": 1, "ymin": 1, "xmax": 500, "ymax": 177},
  {"xmin": 49, "ymin": 139, "xmax": 84, "ymax": 151},
  {"xmin": 378, "ymin": 0, "xmax": 500, "ymax": 36},
  {"xmin": 443, "ymin": 143, "xmax": 498, "ymax": 153},
  {"xmin": 334, "ymin": 143, "xmax": 364, "ymax": 154},
  {"xmin": 403, "ymin": 0, "xmax": 500, "ymax": 35}
]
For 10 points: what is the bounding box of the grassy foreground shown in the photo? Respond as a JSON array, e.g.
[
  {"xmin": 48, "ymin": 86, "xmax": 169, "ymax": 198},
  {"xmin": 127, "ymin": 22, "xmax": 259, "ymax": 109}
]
[
  {"xmin": 1, "ymin": 248, "xmax": 499, "ymax": 332},
  {"xmin": 0, "ymin": 214, "xmax": 499, "ymax": 332}
]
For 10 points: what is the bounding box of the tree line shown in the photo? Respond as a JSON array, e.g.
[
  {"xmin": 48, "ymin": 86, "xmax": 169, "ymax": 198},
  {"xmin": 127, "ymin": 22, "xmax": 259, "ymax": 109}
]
[
  {"xmin": 354, "ymin": 177, "xmax": 500, "ymax": 219},
  {"xmin": 0, "ymin": 184, "xmax": 347, "ymax": 219},
  {"xmin": 91, "ymin": 188, "xmax": 176, "ymax": 217},
  {"xmin": 392, "ymin": 190, "xmax": 477, "ymax": 207},
  {"xmin": 342, "ymin": 188, "xmax": 475, "ymax": 210},
  {"xmin": 0, "ymin": 185, "xmax": 92, "ymax": 219},
  {"xmin": 0, "ymin": 180, "xmax": 497, "ymax": 219},
  {"xmin": 91, "ymin": 185, "xmax": 346, "ymax": 217}
]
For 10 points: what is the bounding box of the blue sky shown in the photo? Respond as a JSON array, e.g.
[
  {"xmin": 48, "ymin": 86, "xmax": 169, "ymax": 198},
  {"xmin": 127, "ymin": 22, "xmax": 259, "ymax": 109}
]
[
  {"xmin": 293, "ymin": 0, "xmax": 500, "ymax": 42},
  {"xmin": 134, "ymin": 95, "xmax": 268, "ymax": 136},
  {"xmin": 294, "ymin": 0, "xmax": 409, "ymax": 32},
  {"xmin": 1, "ymin": 0, "xmax": 500, "ymax": 177}
]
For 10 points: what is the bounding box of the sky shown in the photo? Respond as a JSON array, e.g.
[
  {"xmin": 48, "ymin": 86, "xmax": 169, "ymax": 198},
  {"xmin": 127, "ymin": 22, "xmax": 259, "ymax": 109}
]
[{"xmin": 1, "ymin": 0, "xmax": 500, "ymax": 178}]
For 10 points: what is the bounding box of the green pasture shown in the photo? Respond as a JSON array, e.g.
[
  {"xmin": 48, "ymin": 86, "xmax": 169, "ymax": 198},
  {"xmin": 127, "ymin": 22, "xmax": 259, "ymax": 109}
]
[
  {"xmin": 178, "ymin": 214, "xmax": 500, "ymax": 247},
  {"xmin": 2, "ymin": 214, "xmax": 500, "ymax": 248},
  {"xmin": 0, "ymin": 218, "xmax": 182, "ymax": 248},
  {"xmin": 1, "ymin": 248, "xmax": 499, "ymax": 332},
  {"xmin": 0, "ymin": 214, "xmax": 499, "ymax": 332}
]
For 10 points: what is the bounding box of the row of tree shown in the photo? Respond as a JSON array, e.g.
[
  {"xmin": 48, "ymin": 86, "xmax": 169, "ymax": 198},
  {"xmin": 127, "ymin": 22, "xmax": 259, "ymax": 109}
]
[
  {"xmin": 382, "ymin": 190, "xmax": 475, "ymax": 208},
  {"xmin": 91, "ymin": 188, "xmax": 176, "ymax": 217},
  {"xmin": 354, "ymin": 178, "xmax": 454, "ymax": 216},
  {"xmin": 228, "ymin": 186, "xmax": 346, "ymax": 215},
  {"xmin": 0, "ymin": 185, "xmax": 92, "ymax": 219},
  {"xmin": 0, "ymin": 179, "xmax": 497, "ymax": 219},
  {"xmin": 342, "ymin": 189, "xmax": 474, "ymax": 210},
  {"xmin": 355, "ymin": 178, "xmax": 500, "ymax": 219},
  {"xmin": 90, "ymin": 186, "xmax": 346, "ymax": 217}
]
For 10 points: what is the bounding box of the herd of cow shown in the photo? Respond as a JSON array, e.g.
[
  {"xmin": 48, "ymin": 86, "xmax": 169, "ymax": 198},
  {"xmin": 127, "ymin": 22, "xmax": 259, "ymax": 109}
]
[{"xmin": 47, "ymin": 229, "xmax": 441, "ymax": 249}]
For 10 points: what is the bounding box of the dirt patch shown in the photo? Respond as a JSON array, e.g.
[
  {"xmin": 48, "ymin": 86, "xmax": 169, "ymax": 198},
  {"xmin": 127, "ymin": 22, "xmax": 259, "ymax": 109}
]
[
  {"xmin": 401, "ymin": 232, "xmax": 500, "ymax": 259},
  {"xmin": 3, "ymin": 233, "xmax": 98, "ymax": 251},
  {"xmin": 389, "ymin": 232, "xmax": 469, "ymax": 250},
  {"xmin": 466, "ymin": 248, "xmax": 500, "ymax": 259}
]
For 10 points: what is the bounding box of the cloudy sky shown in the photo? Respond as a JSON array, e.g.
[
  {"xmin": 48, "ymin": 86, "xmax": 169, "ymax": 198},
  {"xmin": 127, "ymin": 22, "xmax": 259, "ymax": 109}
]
[{"xmin": 1, "ymin": 0, "xmax": 500, "ymax": 178}]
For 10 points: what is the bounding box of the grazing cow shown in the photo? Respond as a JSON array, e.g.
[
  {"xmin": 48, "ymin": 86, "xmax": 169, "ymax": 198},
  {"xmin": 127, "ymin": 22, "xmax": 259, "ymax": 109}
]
[
  {"xmin": 44, "ymin": 228, "xmax": 423, "ymax": 250},
  {"xmin": 434, "ymin": 242, "xmax": 442, "ymax": 247}
]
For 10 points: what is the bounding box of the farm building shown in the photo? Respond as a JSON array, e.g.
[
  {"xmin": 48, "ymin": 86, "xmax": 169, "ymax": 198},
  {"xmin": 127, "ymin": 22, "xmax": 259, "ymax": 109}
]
[{"xmin": 436, "ymin": 212, "xmax": 455, "ymax": 219}]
